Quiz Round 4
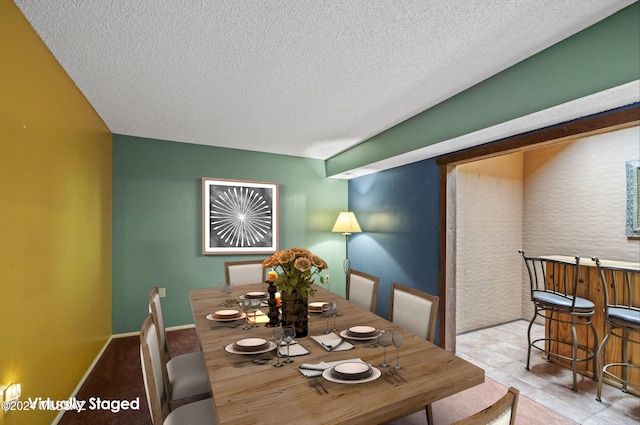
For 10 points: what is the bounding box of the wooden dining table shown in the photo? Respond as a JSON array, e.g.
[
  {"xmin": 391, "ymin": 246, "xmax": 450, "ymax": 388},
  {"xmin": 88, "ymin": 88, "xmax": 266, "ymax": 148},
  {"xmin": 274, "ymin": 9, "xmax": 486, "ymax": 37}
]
[{"xmin": 189, "ymin": 283, "xmax": 484, "ymax": 425}]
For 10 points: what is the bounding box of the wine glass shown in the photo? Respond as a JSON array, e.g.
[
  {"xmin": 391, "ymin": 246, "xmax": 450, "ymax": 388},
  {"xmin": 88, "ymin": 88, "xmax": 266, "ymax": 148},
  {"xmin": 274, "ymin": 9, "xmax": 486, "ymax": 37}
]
[
  {"xmin": 282, "ymin": 326, "xmax": 296, "ymax": 363},
  {"xmin": 224, "ymin": 282, "xmax": 235, "ymax": 306},
  {"xmin": 272, "ymin": 328, "xmax": 284, "ymax": 367},
  {"xmin": 218, "ymin": 281, "xmax": 227, "ymax": 306},
  {"xmin": 378, "ymin": 330, "xmax": 393, "ymax": 368},
  {"xmin": 249, "ymin": 298, "xmax": 261, "ymax": 328},
  {"xmin": 392, "ymin": 330, "xmax": 404, "ymax": 369},
  {"xmin": 240, "ymin": 299, "xmax": 252, "ymax": 330},
  {"xmin": 321, "ymin": 303, "xmax": 332, "ymax": 334},
  {"xmin": 330, "ymin": 301, "xmax": 339, "ymax": 331}
]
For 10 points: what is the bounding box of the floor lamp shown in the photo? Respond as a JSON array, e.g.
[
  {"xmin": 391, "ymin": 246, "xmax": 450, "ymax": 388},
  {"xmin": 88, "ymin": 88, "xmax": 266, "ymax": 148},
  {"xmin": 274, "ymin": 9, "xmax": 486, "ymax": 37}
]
[{"xmin": 332, "ymin": 211, "xmax": 362, "ymax": 276}]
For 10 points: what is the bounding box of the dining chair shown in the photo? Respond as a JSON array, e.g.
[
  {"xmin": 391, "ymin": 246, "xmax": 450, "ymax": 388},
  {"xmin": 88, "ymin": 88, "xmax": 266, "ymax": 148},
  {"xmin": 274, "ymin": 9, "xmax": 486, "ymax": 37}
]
[
  {"xmin": 347, "ymin": 269, "xmax": 380, "ymax": 312},
  {"xmin": 518, "ymin": 250, "xmax": 598, "ymax": 392},
  {"xmin": 450, "ymin": 386, "xmax": 519, "ymax": 425},
  {"xmin": 140, "ymin": 314, "xmax": 219, "ymax": 425},
  {"xmin": 593, "ymin": 257, "xmax": 640, "ymax": 402},
  {"xmin": 389, "ymin": 282, "xmax": 439, "ymax": 424},
  {"xmin": 389, "ymin": 283, "xmax": 439, "ymax": 343},
  {"xmin": 148, "ymin": 287, "xmax": 211, "ymax": 400},
  {"xmin": 224, "ymin": 259, "xmax": 266, "ymax": 285}
]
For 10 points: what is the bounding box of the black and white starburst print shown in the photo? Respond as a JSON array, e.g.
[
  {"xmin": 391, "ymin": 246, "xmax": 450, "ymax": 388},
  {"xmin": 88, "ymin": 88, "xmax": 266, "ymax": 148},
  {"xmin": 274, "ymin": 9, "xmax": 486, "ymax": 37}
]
[{"xmin": 209, "ymin": 186, "xmax": 273, "ymax": 248}]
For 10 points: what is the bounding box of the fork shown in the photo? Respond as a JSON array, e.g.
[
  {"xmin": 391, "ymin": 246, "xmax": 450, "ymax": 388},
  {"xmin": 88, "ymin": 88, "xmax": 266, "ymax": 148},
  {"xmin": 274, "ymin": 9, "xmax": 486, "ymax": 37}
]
[
  {"xmin": 309, "ymin": 378, "xmax": 329, "ymax": 394},
  {"xmin": 387, "ymin": 369, "xmax": 407, "ymax": 383}
]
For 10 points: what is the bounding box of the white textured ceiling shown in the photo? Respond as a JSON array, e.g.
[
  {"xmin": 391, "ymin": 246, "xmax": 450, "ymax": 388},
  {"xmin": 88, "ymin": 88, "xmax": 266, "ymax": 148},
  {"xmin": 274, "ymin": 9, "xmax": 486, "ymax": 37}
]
[{"xmin": 14, "ymin": 0, "xmax": 637, "ymax": 168}]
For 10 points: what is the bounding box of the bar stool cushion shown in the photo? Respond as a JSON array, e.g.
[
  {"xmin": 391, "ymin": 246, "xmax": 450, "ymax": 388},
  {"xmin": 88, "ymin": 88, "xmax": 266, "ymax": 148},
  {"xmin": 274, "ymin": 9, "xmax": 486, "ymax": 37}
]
[
  {"xmin": 609, "ymin": 307, "xmax": 640, "ymax": 325},
  {"xmin": 533, "ymin": 292, "xmax": 595, "ymax": 310}
]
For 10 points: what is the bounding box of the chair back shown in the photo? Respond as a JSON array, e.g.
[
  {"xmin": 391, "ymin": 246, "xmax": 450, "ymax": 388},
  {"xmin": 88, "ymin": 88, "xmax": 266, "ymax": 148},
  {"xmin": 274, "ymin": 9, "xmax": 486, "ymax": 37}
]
[
  {"xmin": 592, "ymin": 257, "xmax": 640, "ymax": 325},
  {"xmin": 149, "ymin": 287, "xmax": 169, "ymax": 359},
  {"xmin": 450, "ymin": 386, "xmax": 519, "ymax": 425},
  {"xmin": 224, "ymin": 260, "xmax": 265, "ymax": 285},
  {"xmin": 389, "ymin": 283, "xmax": 439, "ymax": 343},
  {"xmin": 347, "ymin": 269, "xmax": 380, "ymax": 312},
  {"xmin": 140, "ymin": 313, "xmax": 170, "ymax": 424},
  {"xmin": 519, "ymin": 250, "xmax": 582, "ymax": 310}
]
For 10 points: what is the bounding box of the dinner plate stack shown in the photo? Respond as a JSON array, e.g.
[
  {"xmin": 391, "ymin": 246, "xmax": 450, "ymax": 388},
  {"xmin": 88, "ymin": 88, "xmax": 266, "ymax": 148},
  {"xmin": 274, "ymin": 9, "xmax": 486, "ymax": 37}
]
[
  {"xmin": 346, "ymin": 326, "xmax": 378, "ymax": 338},
  {"xmin": 244, "ymin": 291, "xmax": 267, "ymax": 299},
  {"xmin": 330, "ymin": 362, "xmax": 373, "ymax": 381},
  {"xmin": 308, "ymin": 302, "xmax": 327, "ymax": 313},
  {"xmin": 213, "ymin": 309, "xmax": 242, "ymax": 320},
  {"xmin": 232, "ymin": 338, "xmax": 270, "ymax": 352}
]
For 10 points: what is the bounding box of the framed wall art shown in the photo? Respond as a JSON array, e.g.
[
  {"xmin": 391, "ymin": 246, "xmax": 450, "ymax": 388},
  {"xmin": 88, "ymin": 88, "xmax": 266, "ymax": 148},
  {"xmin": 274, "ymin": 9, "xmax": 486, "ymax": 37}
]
[{"xmin": 202, "ymin": 178, "xmax": 279, "ymax": 255}]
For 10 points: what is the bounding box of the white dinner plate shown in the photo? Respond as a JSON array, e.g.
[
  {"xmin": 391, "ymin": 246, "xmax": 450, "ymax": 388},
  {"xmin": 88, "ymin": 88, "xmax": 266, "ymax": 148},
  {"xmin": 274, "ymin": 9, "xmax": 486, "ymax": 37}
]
[
  {"xmin": 213, "ymin": 309, "xmax": 242, "ymax": 319},
  {"xmin": 233, "ymin": 338, "xmax": 269, "ymax": 352},
  {"xmin": 339, "ymin": 329, "xmax": 380, "ymax": 341},
  {"xmin": 348, "ymin": 326, "xmax": 377, "ymax": 335},
  {"xmin": 206, "ymin": 312, "xmax": 247, "ymax": 322},
  {"xmin": 308, "ymin": 301, "xmax": 327, "ymax": 312},
  {"xmin": 322, "ymin": 365, "xmax": 381, "ymax": 384},
  {"xmin": 224, "ymin": 340, "xmax": 277, "ymax": 355}
]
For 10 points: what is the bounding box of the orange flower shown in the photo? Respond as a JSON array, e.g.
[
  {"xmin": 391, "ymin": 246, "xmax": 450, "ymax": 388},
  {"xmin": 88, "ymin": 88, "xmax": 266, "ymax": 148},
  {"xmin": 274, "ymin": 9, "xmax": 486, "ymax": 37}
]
[{"xmin": 267, "ymin": 270, "xmax": 278, "ymax": 282}]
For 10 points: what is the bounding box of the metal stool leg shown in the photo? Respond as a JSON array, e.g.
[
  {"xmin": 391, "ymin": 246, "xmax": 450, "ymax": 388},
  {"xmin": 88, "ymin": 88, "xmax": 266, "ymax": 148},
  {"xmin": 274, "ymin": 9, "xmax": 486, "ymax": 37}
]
[{"xmin": 526, "ymin": 308, "xmax": 537, "ymax": 371}]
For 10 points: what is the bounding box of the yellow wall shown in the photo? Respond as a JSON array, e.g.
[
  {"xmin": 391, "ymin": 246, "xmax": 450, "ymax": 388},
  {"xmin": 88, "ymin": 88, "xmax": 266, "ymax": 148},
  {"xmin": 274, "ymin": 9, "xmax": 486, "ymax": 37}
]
[{"xmin": 0, "ymin": 2, "xmax": 112, "ymax": 424}]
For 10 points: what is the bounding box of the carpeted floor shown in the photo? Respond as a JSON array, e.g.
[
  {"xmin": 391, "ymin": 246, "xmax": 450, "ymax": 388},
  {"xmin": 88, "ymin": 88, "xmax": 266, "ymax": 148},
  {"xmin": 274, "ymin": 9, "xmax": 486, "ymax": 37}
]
[
  {"xmin": 58, "ymin": 327, "xmax": 576, "ymax": 425},
  {"xmin": 58, "ymin": 328, "xmax": 204, "ymax": 425}
]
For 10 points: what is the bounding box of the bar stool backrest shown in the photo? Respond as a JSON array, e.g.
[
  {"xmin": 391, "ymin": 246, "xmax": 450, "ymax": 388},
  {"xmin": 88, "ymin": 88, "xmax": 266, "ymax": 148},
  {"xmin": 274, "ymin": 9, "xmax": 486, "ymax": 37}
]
[{"xmin": 519, "ymin": 251, "xmax": 582, "ymax": 310}]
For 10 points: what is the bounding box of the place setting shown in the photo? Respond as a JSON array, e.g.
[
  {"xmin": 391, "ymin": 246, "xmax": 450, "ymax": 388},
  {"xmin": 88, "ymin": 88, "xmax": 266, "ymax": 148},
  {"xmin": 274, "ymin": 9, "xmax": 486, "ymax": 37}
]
[{"xmin": 298, "ymin": 358, "xmax": 381, "ymax": 385}]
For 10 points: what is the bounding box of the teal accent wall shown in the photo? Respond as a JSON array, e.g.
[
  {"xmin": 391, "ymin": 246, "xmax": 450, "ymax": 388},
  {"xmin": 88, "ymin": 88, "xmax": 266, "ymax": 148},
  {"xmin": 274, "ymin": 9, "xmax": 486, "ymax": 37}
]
[
  {"xmin": 113, "ymin": 135, "xmax": 347, "ymax": 333},
  {"xmin": 326, "ymin": 2, "xmax": 640, "ymax": 176}
]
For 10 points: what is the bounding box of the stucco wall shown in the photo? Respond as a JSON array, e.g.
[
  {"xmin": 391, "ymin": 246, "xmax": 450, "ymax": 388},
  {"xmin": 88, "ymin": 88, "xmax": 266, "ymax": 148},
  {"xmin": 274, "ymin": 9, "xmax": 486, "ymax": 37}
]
[{"xmin": 456, "ymin": 153, "xmax": 524, "ymax": 332}]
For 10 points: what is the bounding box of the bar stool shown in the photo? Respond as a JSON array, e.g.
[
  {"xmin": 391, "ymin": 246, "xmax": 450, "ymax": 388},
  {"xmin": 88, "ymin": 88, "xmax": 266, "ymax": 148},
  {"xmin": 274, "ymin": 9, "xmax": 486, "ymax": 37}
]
[
  {"xmin": 519, "ymin": 250, "xmax": 598, "ymax": 391},
  {"xmin": 593, "ymin": 257, "xmax": 640, "ymax": 401}
]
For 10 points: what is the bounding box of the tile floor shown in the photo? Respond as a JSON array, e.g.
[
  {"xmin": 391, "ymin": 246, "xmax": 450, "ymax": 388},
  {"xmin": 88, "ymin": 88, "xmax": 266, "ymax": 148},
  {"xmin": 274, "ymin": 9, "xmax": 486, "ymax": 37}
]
[{"xmin": 455, "ymin": 320, "xmax": 639, "ymax": 425}]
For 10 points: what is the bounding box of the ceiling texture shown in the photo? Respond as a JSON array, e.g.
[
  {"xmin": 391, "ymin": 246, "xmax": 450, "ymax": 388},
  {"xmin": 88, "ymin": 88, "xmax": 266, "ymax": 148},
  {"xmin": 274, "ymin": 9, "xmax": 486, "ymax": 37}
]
[{"xmin": 13, "ymin": 0, "xmax": 638, "ymax": 176}]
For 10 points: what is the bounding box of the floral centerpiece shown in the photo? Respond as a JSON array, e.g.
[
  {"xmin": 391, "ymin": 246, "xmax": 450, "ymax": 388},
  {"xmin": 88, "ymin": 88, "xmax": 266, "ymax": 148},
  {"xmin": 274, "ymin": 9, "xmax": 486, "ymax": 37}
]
[
  {"xmin": 262, "ymin": 247, "xmax": 328, "ymax": 336},
  {"xmin": 262, "ymin": 247, "xmax": 328, "ymax": 297}
]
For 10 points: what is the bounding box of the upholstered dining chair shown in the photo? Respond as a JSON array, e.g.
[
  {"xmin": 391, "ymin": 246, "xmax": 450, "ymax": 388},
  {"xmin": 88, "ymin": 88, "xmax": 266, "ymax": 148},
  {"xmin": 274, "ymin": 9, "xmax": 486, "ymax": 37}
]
[
  {"xmin": 148, "ymin": 287, "xmax": 210, "ymax": 401},
  {"xmin": 346, "ymin": 269, "xmax": 380, "ymax": 312},
  {"xmin": 389, "ymin": 282, "xmax": 439, "ymax": 424},
  {"xmin": 593, "ymin": 257, "xmax": 640, "ymax": 402},
  {"xmin": 518, "ymin": 251, "xmax": 598, "ymax": 392},
  {"xmin": 224, "ymin": 259, "xmax": 265, "ymax": 285},
  {"xmin": 140, "ymin": 314, "xmax": 218, "ymax": 425},
  {"xmin": 389, "ymin": 283, "xmax": 439, "ymax": 343},
  {"xmin": 450, "ymin": 386, "xmax": 519, "ymax": 425}
]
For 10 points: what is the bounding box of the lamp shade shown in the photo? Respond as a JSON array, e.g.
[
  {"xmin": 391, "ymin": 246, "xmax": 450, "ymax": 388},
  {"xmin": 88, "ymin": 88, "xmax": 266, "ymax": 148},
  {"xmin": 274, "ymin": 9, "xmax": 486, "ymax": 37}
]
[{"xmin": 332, "ymin": 212, "xmax": 362, "ymax": 234}]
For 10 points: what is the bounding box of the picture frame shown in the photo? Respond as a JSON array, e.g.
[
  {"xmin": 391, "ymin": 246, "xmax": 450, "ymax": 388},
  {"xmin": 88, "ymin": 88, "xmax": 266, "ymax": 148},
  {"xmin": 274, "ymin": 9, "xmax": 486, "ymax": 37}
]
[
  {"xmin": 202, "ymin": 178, "xmax": 279, "ymax": 255},
  {"xmin": 626, "ymin": 160, "xmax": 640, "ymax": 238}
]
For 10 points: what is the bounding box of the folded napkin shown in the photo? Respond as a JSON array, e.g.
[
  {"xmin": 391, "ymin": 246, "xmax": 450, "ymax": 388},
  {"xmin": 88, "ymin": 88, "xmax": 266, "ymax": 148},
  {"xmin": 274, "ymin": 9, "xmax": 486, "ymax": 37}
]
[
  {"xmin": 310, "ymin": 332, "xmax": 354, "ymax": 352},
  {"xmin": 247, "ymin": 310, "xmax": 270, "ymax": 324},
  {"xmin": 298, "ymin": 358, "xmax": 367, "ymax": 377},
  {"xmin": 278, "ymin": 343, "xmax": 309, "ymax": 357}
]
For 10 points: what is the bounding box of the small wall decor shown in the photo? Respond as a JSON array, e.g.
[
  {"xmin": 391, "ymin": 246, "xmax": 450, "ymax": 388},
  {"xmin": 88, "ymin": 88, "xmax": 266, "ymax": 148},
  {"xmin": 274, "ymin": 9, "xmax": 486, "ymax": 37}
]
[{"xmin": 202, "ymin": 178, "xmax": 279, "ymax": 254}]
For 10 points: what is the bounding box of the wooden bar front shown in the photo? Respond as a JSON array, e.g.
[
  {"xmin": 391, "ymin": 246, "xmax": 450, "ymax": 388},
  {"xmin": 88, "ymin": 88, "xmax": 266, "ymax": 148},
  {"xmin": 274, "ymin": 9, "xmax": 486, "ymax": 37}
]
[{"xmin": 541, "ymin": 256, "xmax": 640, "ymax": 393}]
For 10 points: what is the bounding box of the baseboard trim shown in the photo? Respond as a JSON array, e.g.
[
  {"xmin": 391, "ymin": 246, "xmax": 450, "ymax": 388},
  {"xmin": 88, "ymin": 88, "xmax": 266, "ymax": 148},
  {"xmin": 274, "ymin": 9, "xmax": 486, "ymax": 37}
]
[
  {"xmin": 112, "ymin": 323, "xmax": 196, "ymax": 338},
  {"xmin": 51, "ymin": 335, "xmax": 113, "ymax": 425}
]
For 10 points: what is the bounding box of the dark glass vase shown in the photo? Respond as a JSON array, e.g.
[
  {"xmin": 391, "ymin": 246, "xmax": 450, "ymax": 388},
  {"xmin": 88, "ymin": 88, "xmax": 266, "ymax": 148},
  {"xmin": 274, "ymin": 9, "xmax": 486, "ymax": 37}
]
[{"xmin": 280, "ymin": 291, "xmax": 308, "ymax": 337}]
